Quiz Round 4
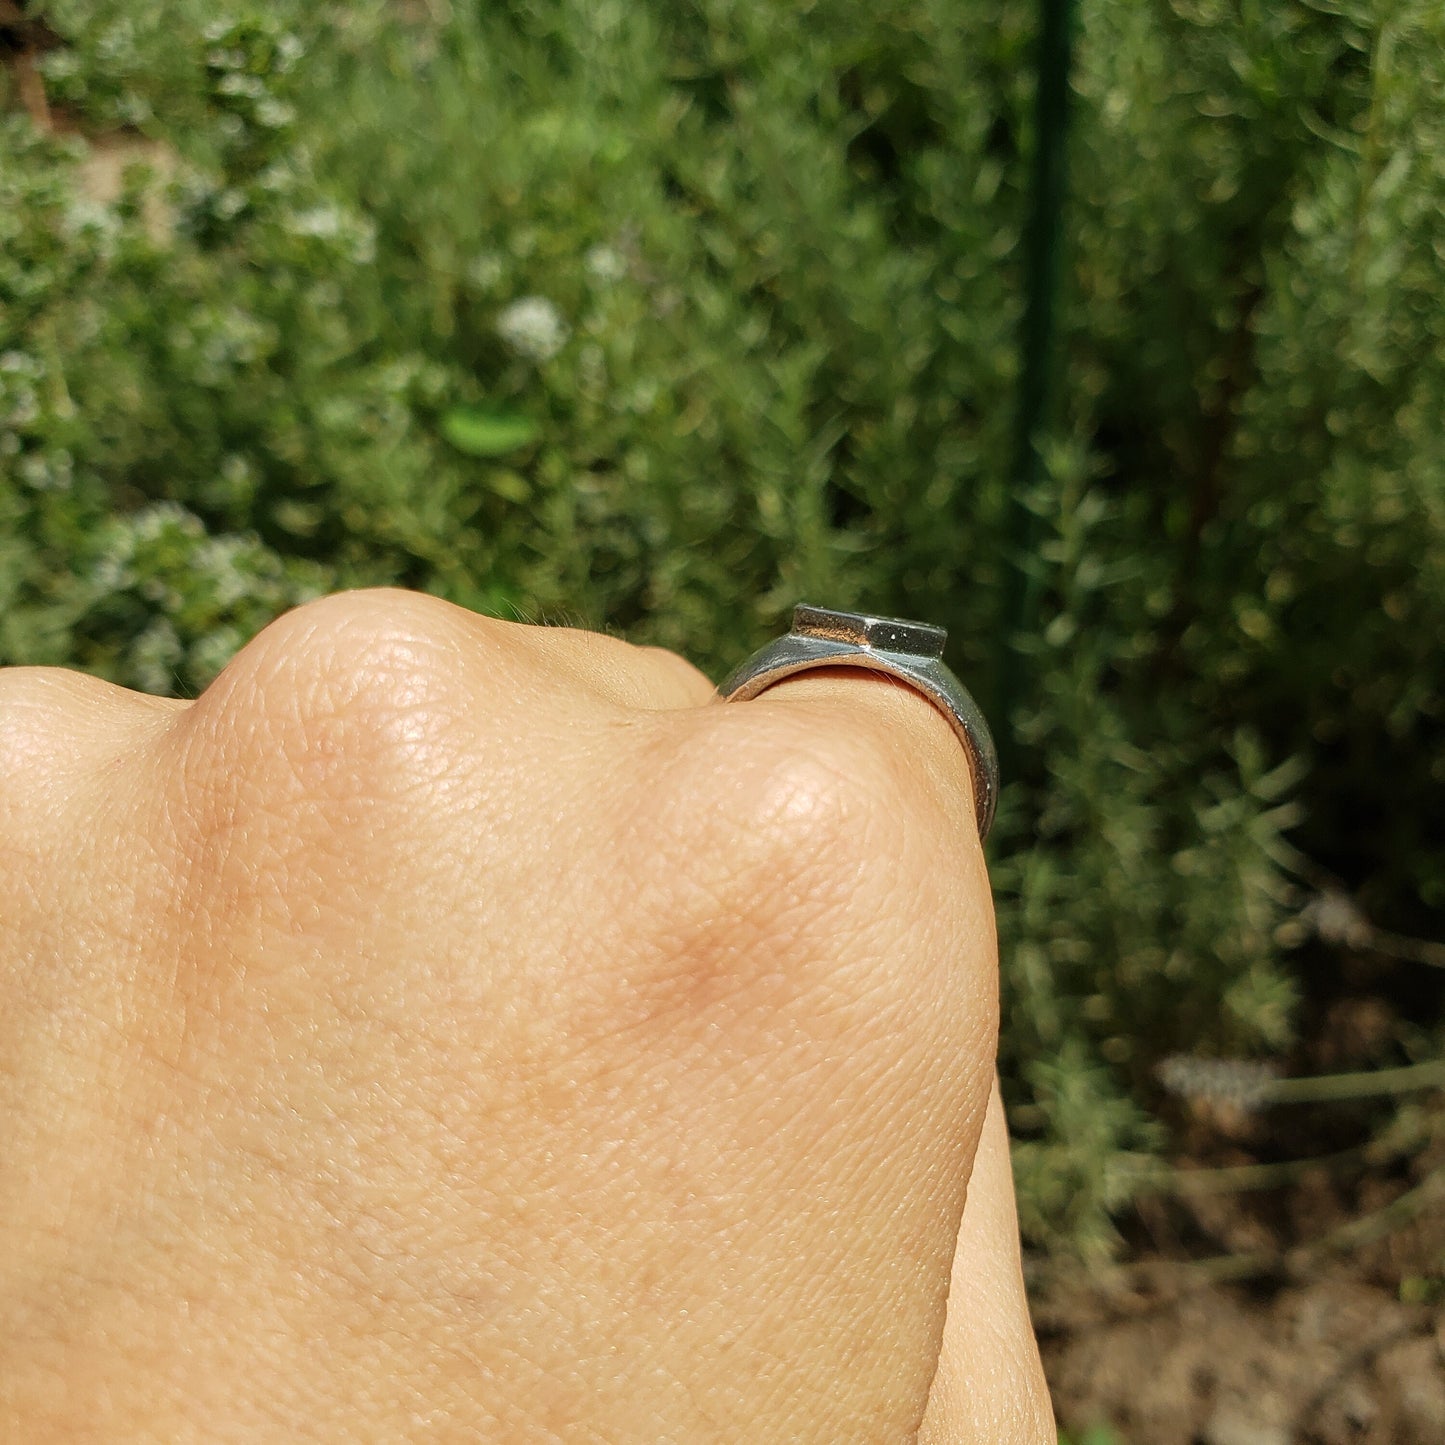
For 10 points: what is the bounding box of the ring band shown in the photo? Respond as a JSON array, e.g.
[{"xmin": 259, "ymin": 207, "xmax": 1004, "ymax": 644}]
[{"xmin": 718, "ymin": 604, "xmax": 999, "ymax": 840}]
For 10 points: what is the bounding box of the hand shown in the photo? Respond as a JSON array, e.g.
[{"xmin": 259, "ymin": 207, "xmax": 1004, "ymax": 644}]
[{"xmin": 0, "ymin": 589, "xmax": 1051, "ymax": 1442}]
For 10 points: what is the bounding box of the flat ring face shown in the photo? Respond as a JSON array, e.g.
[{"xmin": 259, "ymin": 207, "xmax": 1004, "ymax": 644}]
[
  {"xmin": 791, "ymin": 605, "xmax": 946, "ymax": 659},
  {"xmin": 718, "ymin": 604, "xmax": 999, "ymax": 841}
]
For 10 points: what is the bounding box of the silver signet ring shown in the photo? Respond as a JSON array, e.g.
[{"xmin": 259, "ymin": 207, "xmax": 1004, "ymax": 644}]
[{"xmin": 718, "ymin": 604, "xmax": 1000, "ymax": 841}]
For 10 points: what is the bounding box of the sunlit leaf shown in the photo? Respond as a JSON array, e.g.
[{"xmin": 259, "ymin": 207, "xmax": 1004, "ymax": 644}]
[{"xmin": 440, "ymin": 408, "xmax": 540, "ymax": 457}]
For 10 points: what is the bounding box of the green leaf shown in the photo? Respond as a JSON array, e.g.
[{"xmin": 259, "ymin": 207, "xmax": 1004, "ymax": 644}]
[
  {"xmin": 440, "ymin": 407, "xmax": 540, "ymax": 457},
  {"xmin": 484, "ymin": 468, "xmax": 532, "ymax": 504}
]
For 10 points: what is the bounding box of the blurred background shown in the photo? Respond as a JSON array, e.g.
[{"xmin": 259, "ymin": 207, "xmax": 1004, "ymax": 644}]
[{"xmin": 2, "ymin": 1, "xmax": 1442, "ymax": 1438}]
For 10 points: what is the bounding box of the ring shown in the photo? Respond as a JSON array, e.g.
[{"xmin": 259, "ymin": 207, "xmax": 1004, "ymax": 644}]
[{"xmin": 718, "ymin": 604, "xmax": 999, "ymax": 841}]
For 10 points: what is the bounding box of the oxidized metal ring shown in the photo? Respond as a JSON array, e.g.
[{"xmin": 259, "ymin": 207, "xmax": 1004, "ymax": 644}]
[{"xmin": 719, "ymin": 604, "xmax": 999, "ymax": 841}]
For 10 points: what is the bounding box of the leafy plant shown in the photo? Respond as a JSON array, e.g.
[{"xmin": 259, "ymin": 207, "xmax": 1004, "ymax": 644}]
[
  {"xmin": 1058, "ymin": 1426, "xmax": 1125, "ymax": 1445},
  {"xmin": 4, "ymin": 0, "xmax": 1441, "ymax": 1258}
]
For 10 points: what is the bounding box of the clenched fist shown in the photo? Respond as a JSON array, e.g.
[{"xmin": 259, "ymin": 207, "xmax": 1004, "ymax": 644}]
[{"xmin": 0, "ymin": 589, "xmax": 1051, "ymax": 1442}]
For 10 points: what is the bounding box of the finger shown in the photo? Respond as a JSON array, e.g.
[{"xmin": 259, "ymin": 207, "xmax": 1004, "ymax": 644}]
[
  {"xmin": 198, "ymin": 590, "xmax": 719, "ymax": 720},
  {"xmin": 518, "ymin": 627, "xmax": 717, "ymax": 712},
  {"xmin": 712, "ymin": 660, "xmax": 996, "ymax": 1165},
  {"xmin": 713, "ymin": 664, "xmax": 1003, "ymax": 1430},
  {"xmin": 0, "ymin": 665, "xmax": 189, "ymax": 790},
  {"xmin": 0, "ymin": 663, "xmax": 191, "ymax": 724},
  {"xmin": 917, "ymin": 1080, "xmax": 1055, "ymax": 1445},
  {"xmin": 718, "ymin": 664, "xmax": 983, "ymax": 858}
]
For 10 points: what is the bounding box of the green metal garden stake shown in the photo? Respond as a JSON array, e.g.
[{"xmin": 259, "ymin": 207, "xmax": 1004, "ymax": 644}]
[{"xmin": 995, "ymin": 0, "xmax": 1076, "ymax": 778}]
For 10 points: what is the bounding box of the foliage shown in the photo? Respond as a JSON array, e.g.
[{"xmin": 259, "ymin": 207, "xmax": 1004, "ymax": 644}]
[
  {"xmin": 3, "ymin": 0, "xmax": 1441, "ymax": 1258},
  {"xmin": 1058, "ymin": 1427, "xmax": 1125, "ymax": 1445}
]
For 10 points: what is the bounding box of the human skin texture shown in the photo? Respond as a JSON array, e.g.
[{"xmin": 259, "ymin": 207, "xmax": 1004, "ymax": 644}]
[{"xmin": 0, "ymin": 589, "xmax": 1053, "ymax": 1443}]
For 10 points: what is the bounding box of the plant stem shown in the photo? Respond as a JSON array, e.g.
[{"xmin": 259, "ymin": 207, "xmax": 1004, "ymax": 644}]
[{"xmin": 1262, "ymin": 1058, "xmax": 1445, "ymax": 1105}]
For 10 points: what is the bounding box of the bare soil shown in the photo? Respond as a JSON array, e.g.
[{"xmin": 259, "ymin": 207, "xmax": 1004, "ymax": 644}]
[
  {"xmin": 1042, "ymin": 1270, "xmax": 1445, "ymax": 1444},
  {"xmin": 1038, "ymin": 1138, "xmax": 1445, "ymax": 1443}
]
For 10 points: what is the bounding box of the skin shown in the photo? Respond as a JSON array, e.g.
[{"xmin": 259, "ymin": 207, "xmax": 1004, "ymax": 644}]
[{"xmin": 0, "ymin": 588, "xmax": 1053, "ymax": 1443}]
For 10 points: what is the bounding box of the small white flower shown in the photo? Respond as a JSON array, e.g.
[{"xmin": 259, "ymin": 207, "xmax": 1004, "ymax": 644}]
[
  {"xmin": 220, "ymin": 453, "xmax": 253, "ymax": 485},
  {"xmin": 1299, "ymin": 889, "xmax": 1372, "ymax": 948},
  {"xmin": 1156, "ymin": 1055, "xmax": 1281, "ymax": 1112},
  {"xmin": 584, "ymin": 243, "xmax": 626, "ymax": 283},
  {"xmin": 130, "ymin": 618, "xmax": 184, "ymax": 697},
  {"xmin": 63, "ymin": 199, "xmax": 119, "ymax": 252},
  {"xmin": 495, "ymin": 295, "xmax": 569, "ymax": 363},
  {"xmin": 194, "ymin": 536, "xmax": 253, "ymax": 609},
  {"xmin": 2, "ymin": 382, "xmax": 39, "ymax": 429},
  {"xmin": 131, "ymin": 501, "xmax": 204, "ymax": 542},
  {"xmin": 254, "ymin": 98, "xmax": 297, "ymax": 130},
  {"xmin": 276, "ymin": 34, "xmax": 306, "ymax": 69},
  {"xmin": 283, "ymin": 202, "xmax": 374, "ymax": 263},
  {"xmin": 191, "ymin": 626, "xmax": 245, "ymax": 686},
  {"xmin": 578, "ymin": 342, "xmax": 607, "ymax": 396},
  {"xmin": 286, "ymin": 203, "xmax": 343, "ymax": 238},
  {"xmin": 217, "ymin": 72, "xmax": 267, "ymax": 100},
  {"xmin": 116, "ymin": 94, "xmax": 154, "ymax": 127},
  {"xmin": 91, "ymin": 553, "xmax": 129, "ymax": 591},
  {"xmin": 96, "ymin": 18, "xmax": 136, "ymax": 63},
  {"xmin": 39, "ymin": 49, "xmax": 80, "ymax": 81},
  {"xmin": 18, "ymin": 452, "xmax": 70, "ymax": 492},
  {"xmin": 214, "ymin": 186, "xmax": 247, "ymax": 219},
  {"xmin": 468, "ymin": 252, "xmax": 506, "ymax": 291}
]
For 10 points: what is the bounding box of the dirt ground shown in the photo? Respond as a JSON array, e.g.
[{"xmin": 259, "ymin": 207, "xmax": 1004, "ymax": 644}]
[
  {"xmin": 1037, "ymin": 1143, "xmax": 1445, "ymax": 1445},
  {"xmin": 1042, "ymin": 1270, "xmax": 1445, "ymax": 1444},
  {"xmin": 1035, "ymin": 940, "xmax": 1445, "ymax": 1443}
]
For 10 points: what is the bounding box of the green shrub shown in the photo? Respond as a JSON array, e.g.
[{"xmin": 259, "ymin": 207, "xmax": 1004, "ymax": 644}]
[{"xmin": 4, "ymin": 0, "xmax": 1440, "ymax": 1258}]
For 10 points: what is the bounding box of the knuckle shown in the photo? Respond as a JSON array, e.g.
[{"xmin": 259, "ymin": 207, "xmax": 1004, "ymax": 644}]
[
  {"xmin": 748, "ymin": 728, "xmax": 893, "ymax": 890},
  {"xmin": 630, "ymin": 643, "xmax": 716, "ymax": 708},
  {"xmin": 186, "ymin": 589, "xmax": 475, "ymax": 797},
  {"xmin": 654, "ymin": 704, "xmax": 988, "ymax": 1016},
  {"xmin": 727, "ymin": 711, "xmax": 915, "ymax": 895},
  {"xmin": 162, "ymin": 592, "xmax": 486, "ymax": 903},
  {"xmin": 520, "ymin": 628, "xmax": 714, "ymax": 712},
  {"xmin": 204, "ymin": 588, "xmax": 462, "ymax": 708},
  {"xmin": 621, "ymin": 712, "xmax": 908, "ymax": 997}
]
